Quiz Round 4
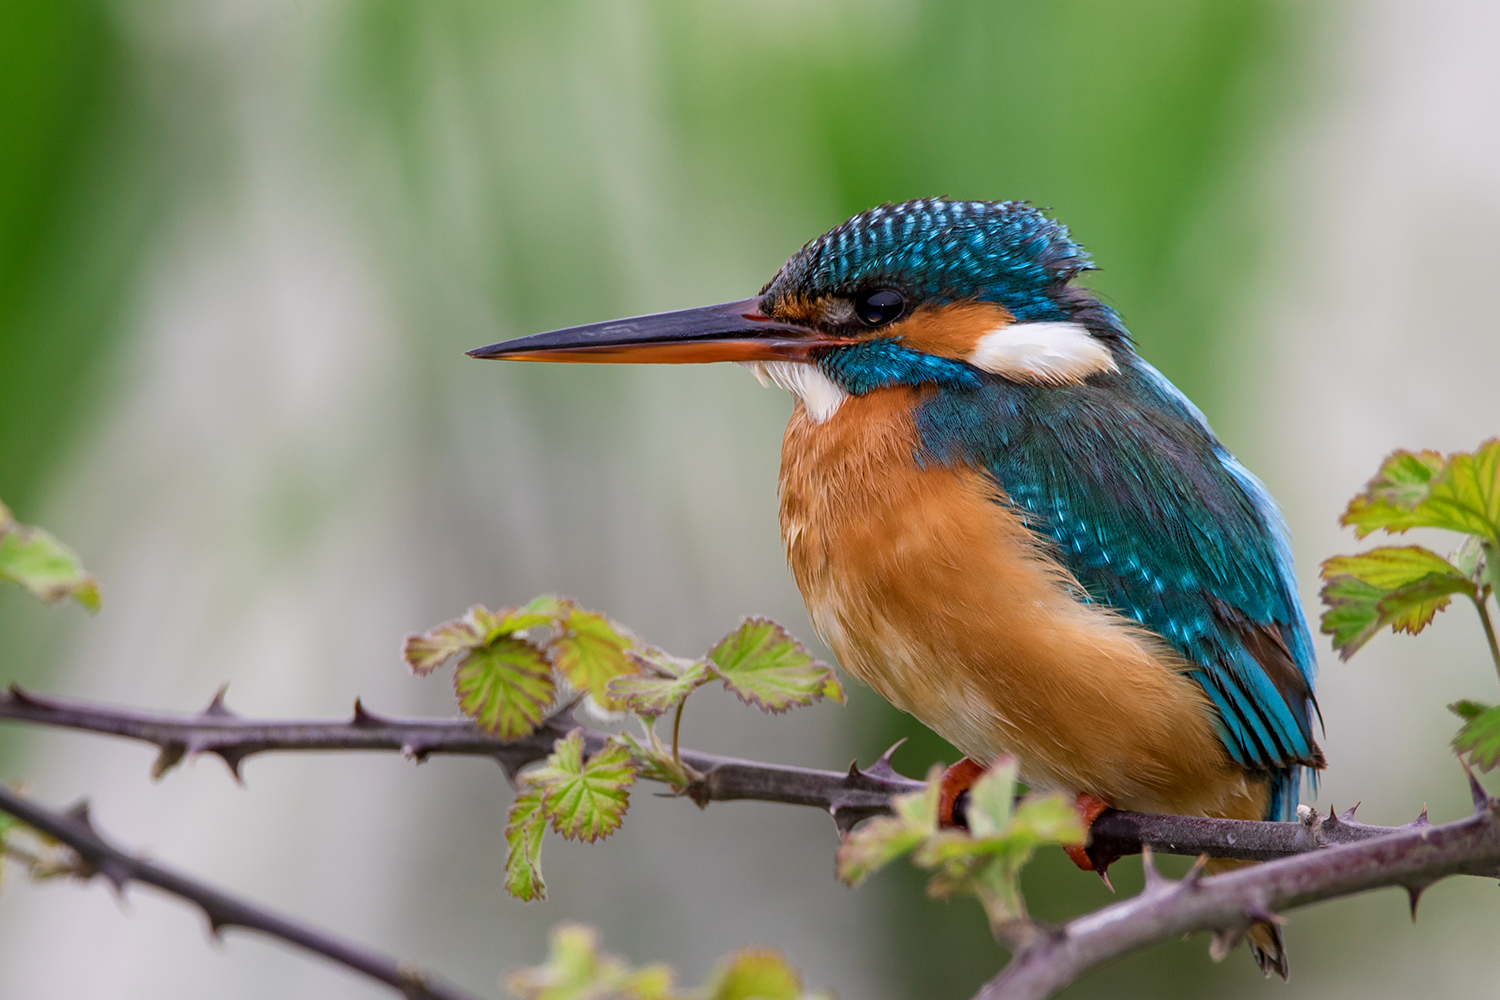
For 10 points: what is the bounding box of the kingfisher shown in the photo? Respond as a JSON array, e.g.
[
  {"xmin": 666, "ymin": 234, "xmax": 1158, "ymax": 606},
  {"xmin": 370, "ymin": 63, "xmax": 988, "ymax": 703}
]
[{"xmin": 470, "ymin": 198, "xmax": 1324, "ymax": 975}]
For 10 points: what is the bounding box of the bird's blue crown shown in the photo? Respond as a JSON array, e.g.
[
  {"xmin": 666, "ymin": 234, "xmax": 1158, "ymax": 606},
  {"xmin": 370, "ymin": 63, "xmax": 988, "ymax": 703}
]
[{"xmin": 761, "ymin": 198, "xmax": 1105, "ymax": 326}]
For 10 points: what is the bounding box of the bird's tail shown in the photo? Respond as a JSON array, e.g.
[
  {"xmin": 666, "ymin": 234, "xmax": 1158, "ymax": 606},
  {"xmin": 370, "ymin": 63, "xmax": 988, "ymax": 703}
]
[{"xmin": 1204, "ymin": 858, "xmax": 1288, "ymax": 980}]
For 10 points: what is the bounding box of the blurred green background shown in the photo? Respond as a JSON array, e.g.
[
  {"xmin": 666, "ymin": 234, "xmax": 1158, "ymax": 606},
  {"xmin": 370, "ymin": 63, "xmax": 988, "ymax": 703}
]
[{"xmin": 3, "ymin": 0, "xmax": 1499, "ymax": 997}]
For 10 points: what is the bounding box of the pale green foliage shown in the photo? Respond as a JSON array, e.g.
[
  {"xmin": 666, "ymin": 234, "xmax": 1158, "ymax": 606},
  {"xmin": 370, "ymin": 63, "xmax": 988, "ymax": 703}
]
[
  {"xmin": 414, "ymin": 601, "xmax": 848, "ymax": 898},
  {"xmin": 454, "ymin": 638, "xmax": 557, "ymax": 739},
  {"xmin": 0, "ymin": 501, "xmax": 99, "ymax": 612},
  {"xmin": 607, "ymin": 650, "xmax": 713, "ymax": 717},
  {"xmin": 708, "ymin": 618, "xmax": 844, "ymax": 713},
  {"xmin": 504, "ymin": 785, "xmax": 549, "ymax": 901},
  {"xmin": 1323, "ymin": 441, "xmax": 1500, "ymax": 770},
  {"xmin": 1450, "ymin": 700, "xmax": 1500, "ymax": 771},
  {"xmin": 506, "ymin": 923, "xmax": 828, "ymax": 1000},
  {"xmin": 837, "ymin": 759, "xmax": 1085, "ymax": 936},
  {"xmin": 526, "ymin": 731, "xmax": 637, "ymax": 842}
]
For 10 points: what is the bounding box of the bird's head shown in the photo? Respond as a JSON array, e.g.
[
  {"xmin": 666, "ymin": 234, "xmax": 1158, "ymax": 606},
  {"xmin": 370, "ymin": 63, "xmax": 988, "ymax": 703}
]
[{"xmin": 470, "ymin": 199, "xmax": 1129, "ymax": 418}]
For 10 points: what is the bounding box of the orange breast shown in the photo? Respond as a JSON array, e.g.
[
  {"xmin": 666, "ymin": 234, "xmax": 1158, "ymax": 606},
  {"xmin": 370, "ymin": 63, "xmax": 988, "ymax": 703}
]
[{"xmin": 778, "ymin": 386, "xmax": 1266, "ymax": 820}]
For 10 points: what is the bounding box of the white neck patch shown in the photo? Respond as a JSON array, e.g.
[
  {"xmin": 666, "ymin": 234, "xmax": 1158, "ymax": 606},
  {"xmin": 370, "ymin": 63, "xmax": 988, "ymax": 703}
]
[
  {"xmin": 741, "ymin": 361, "xmax": 848, "ymax": 423},
  {"xmin": 968, "ymin": 322, "xmax": 1117, "ymax": 384}
]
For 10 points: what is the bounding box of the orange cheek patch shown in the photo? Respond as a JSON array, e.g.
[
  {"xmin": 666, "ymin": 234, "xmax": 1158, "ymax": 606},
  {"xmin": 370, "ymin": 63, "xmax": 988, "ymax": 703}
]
[{"xmin": 885, "ymin": 301, "xmax": 1015, "ymax": 360}]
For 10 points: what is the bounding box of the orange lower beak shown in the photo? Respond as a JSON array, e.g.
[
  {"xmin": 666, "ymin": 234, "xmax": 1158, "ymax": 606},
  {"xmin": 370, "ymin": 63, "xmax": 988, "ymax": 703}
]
[{"xmin": 467, "ymin": 297, "xmax": 852, "ymax": 364}]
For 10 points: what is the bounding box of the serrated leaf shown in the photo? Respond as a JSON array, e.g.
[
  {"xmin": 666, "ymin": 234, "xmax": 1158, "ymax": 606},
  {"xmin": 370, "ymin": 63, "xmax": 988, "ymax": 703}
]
[
  {"xmin": 702, "ymin": 949, "xmax": 803, "ymax": 1000},
  {"xmin": 528, "ymin": 731, "xmax": 637, "ymax": 842},
  {"xmin": 552, "ymin": 610, "xmax": 636, "ymax": 708},
  {"xmin": 0, "ymin": 506, "xmax": 99, "ymax": 612},
  {"xmin": 1319, "ymin": 559, "xmax": 1474, "ymax": 660},
  {"xmin": 1453, "ymin": 703, "xmax": 1500, "ymax": 771},
  {"xmin": 1449, "ymin": 699, "xmax": 1491, "ymax": 722},
  {"xmin": 504, "ymin": 785, "xmax": 548, "ymax": 901},
  {"xmin": 1322, "ymin": 546, "xmax": 1462, "ymax": 589},
  {"xmin": 454, "ymin": 637, "xmax": 556, "ymax": 738},
  {"xmin": 606, "ymin": 651, "xmax": 712, "ymax": 717},
  {"xmin": 708, "ymin": 618, "xmax": 845, "ymax": 714},
  {"xmin": 1342, "ymin": 441, "xmax": 1500, "ymax": 546},
  {"xmin": 964, "ymin": 757, "xmax": 1019, "ymax": 838},
  {"xmin": 404, "ymin": 605, "xmax": 554, "ymax": 675}
]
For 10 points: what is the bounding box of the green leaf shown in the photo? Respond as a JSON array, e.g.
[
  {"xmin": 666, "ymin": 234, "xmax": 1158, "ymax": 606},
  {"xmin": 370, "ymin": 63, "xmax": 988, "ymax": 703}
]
[
  {"xmin": 835, "ymin": 766, "xmax": 940, "ymax": 886},
  {"xmin": 506, "ymin": 923, "xmax": 677, "ymax": 1000},
  {"xmin": 1449, "ymin": 699, "xmax": 1491, "ymax": 722},
  {"xmin": 606, "ymin": 650, "xmax": 712, "ymax": 717},
  {"xmin": 0, "ymin": 504, "xmax": 99, "ymax": 612},
  {"xmin": 1322, "ymin": 546, "xmax": 1461, "ymax": 589},
  {"xmin": 1453, "ymin": 702, "xmax": 1500, "ymax": 771},
  {"xmin": 1341, "ymin": 448, "xmax": 1447, "ymax": 537},
  {"xmin": 963, "ymin": 757, "xmax": 1019, "ymax": 838},
  {"xmin": 701, "ymin": 949, "xmax": 804, "ymax": 1000},
  {"xmin": 504, "ymin": 785, "xmax": 548, "ymax": 901},
  {"xmin": 403, "ymin": 604, "xmax": 553, "ymax": 675},
  {"xmin": 552, "ymin": 610, "xmax": 636, "ymax": 708},
  {"xmin": 1318, "ymin": 546, "xmax": 1476, "ymax": 659},
  {"xmin": 708, "ymin": 618, "xmax": 845, "ymax": 714},
  {"xmin": 1341, "ymin": 440, "xmax": 1500, "ymax": 546},
  {"xmin": 453, "ymin": 637, "xmax": 556, "ymax": 738},
  {"xmin": 528, "ymin": 730, "xmax": 637, "ymax": 842}
]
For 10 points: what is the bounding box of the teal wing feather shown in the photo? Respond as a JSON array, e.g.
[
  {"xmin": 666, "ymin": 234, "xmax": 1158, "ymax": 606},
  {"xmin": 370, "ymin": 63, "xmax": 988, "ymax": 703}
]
[{"xmin": 914, "ymin": 357, "xmax": 1322, "ymax": 819}]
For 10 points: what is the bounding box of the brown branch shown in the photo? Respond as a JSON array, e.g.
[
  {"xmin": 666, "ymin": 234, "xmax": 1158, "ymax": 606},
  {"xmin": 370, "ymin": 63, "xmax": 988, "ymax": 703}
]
[
  {"xmin": 0, "ymin": 685, "xmax": 1459, "ymax": 867},
  {"xmin": 976, "ymin": 777, "xmax": 1500, "ymax": 1000},
  {"xmin": 0, "ymin": 783, "xmax": 488, "ymax": 1000}
]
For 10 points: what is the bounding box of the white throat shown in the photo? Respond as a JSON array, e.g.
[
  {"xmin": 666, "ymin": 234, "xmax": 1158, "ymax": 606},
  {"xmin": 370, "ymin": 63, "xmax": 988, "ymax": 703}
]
[{"xmin": 741, "ymin": 361, "xmax": 848, "ymax": 423}]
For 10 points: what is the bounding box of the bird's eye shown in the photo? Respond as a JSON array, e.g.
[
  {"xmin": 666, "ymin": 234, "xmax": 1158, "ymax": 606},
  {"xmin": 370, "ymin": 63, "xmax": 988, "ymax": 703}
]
[{"xmin": 854, "ymin": 288, "xmax": 905, "ymax": 327}]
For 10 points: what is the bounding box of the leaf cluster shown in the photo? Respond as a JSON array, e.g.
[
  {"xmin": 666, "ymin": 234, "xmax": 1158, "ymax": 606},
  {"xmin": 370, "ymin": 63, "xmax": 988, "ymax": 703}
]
[
  {"xmin": 407, "ymin": 601, "xmax": 843, "ymax": 900},
  {"xmin": 507, "ymin": 923, "xmax": 830, "ymax": 1000},
  {"xmin": 0, "ymin": 501, "xmax": 99, "ymax": 612},
  {"xmin": 1319, "ymin": 439, "xmax": 1500, "ymax": 770},
  {"xmin": 835, "ymin": 758, "xmax": 1084, "ymax": 938}
]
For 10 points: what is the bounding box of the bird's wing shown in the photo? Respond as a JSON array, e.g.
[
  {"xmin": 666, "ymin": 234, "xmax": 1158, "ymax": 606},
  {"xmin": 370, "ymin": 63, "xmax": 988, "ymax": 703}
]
[{"xmin": 916, "ymin": 359, "xmax": 1322, "ymax": 784}]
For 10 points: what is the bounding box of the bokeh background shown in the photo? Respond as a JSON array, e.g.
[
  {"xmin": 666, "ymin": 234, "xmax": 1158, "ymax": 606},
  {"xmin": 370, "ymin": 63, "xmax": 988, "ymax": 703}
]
[{"xmin": 2, "ymin": 0, "xmax": 1499, "ymax": 997}]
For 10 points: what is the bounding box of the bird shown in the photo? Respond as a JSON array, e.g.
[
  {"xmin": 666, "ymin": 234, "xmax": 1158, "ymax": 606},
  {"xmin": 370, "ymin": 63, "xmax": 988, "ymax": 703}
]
[{"xmin": 469, "ymin": 198, "xmax": 1324, "ymax": 976}]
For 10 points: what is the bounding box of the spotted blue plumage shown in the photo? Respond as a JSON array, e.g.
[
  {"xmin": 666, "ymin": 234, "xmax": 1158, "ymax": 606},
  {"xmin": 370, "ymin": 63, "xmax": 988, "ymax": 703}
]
[{"xmin": 765, "ymin": 198, "xmax": 1321, "ymax": 821}]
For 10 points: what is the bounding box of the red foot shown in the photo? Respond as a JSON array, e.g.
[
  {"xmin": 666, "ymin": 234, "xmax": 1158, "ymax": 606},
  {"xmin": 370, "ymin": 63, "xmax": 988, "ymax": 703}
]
[
  {"xmin": 1063, "ymin": 792, "xmax": 1112, "ymax": 874},
  {"xmin": 937, "ymin": 757, "xmax": 987, "ymax": 828}
]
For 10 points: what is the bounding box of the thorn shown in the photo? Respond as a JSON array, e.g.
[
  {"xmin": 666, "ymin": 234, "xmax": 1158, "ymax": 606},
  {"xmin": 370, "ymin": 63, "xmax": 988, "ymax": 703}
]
[
  {"xmin": 1245, "ymin": 893, "xmax": 1286, "ymax": 927},
  {"xmin": 1342, "ymin": 801, "xmax": 1361, "ymax": 822},
  {"xmin": 63, "ymin": 799, "xmax": 95, "ymax": 832},
  {"xmin": 1181, "ymin": 854, "xmax": 1209, "ymax": 888},
  {"xmin": 206, "ymin": 913, "xmax": 233, "ymax": 940},
  {"xmin": 202, "ymin": 684, "xmax": 235, "ymax": 719},
  {"xmin": 846, "ymin": 759, "xmax": 863, "ymax": 781},
  {"xmin": 1407, "ymin": 882, "xmax": 1429, "ymax": 921},
  {"xmin": 497, "ymin": 754, "xmax": 525, "ymax": 785},
  {"xmin": 401, "ymin": 742, "xmax": 431, "ymax": 765},
  {"xmin": 1461, "ymin": 757, "xmax": 1491, "ymax": 813},
  {"xmin": 6, "ymin": 684, "xmax": 50, "ymax": 708},
  {"xmin": 1323, "ymin": 805, "xmax": 1339, "ymax": 830},
  {"xmin": 151, "ymin": 743, "xmax": 187, "ymax": 781},
  {"xmin": 97, "ymin": 859, "xmax": 131, "ymax": 893},
  {"xmin": 1140, "ymin": 845, "xmax": 1167, "ymax": 893},
  {"xmin": 864, "ymin": 739, "xmax": 908, "ymax": 780},
  {"xmin": 213, "ymin": 748, "xmax": 248, "ymax": 785},
  {"xmin": 1415, "ymin": 804, "xmax": 1430, "ymax": 827},
  {"xmin": 351, "ymin": 698, "xmax": 390, "ymax": 727}
]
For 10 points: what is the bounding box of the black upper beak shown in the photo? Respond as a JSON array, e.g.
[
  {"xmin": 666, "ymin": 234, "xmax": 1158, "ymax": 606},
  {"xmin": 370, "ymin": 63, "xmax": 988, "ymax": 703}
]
[{"xmin": 467, "ymin": 296, "xmax": 849, "ymax": 364}]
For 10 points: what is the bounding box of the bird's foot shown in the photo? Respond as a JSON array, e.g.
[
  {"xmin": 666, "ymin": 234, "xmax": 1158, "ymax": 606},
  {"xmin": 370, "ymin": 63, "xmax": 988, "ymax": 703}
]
[
  {"xmin": 1063, "ymin": 792, "xmax": 1114, "ymax": 889},
  {"xmin": 936, "ymin": 757, "xmax": 987, "ymax": 828}
]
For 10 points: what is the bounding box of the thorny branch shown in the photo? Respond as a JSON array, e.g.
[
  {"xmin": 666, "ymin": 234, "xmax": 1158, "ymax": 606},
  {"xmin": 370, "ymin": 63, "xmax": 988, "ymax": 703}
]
[
  {"xmin": 976, "ymin": 775, "xmax": 1500, "ymax": 1000},
  {"xmin": 0, "ymin": 684, "xmax": 1472, "ymax": 865},
  {"xmin": 5, "ymin": 685, "xmax": 1500, "ymax": 1000},
  {"xmin": 0, "ymin": 783, "xmax": 487, "ymax": 1000}
]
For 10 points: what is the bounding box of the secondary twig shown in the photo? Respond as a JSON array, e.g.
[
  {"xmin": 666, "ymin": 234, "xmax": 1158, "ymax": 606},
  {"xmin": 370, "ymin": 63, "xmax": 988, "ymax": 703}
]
[
  {"xmin": 0, "ymin": 783, "xmax": 488, "ymax": 1000},
  {"xmin": 0, "ymin": 685, "xmax": 1467, "ymax": 868},
  {"xmin": 975, "ymin": 776, "xmax": 1500, "ymax": 1000}
]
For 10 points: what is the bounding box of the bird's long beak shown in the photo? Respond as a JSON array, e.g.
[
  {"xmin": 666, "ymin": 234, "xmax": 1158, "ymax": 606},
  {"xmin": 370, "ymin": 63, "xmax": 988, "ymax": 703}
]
[{"xmin": 467, "ymin": 296, "xmax": 851, "ymax": 364}]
